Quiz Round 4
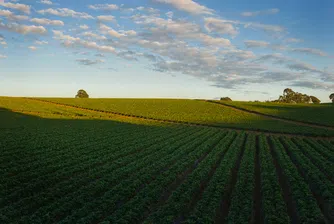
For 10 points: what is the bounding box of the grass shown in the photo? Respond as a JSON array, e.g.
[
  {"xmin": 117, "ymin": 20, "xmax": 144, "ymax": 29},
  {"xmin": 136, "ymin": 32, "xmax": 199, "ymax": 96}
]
[
  {"xmin": 218, "ymin": 100, "xmax": 334, "ymax": 127},
  {"xmin": 29, "ymin": 97, "xmax": 334, "ymax": 136}
]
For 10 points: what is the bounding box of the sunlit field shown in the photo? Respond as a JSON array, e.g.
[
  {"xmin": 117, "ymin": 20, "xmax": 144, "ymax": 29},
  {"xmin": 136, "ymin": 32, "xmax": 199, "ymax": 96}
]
[{"xmin": 1, "ymin": 97, "xmax": 333, "ymax": 224}]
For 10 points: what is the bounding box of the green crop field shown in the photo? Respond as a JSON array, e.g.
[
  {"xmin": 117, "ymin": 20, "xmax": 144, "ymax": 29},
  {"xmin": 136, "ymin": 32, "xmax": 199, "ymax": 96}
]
[
  {"xmin": 27, "ymin": 97, "xmax": 334, "ymax": 136},
  {"xmin": 215, "ymin": 100, "xmax": 334, "ymax": 127},
  {"xmin": 1, "ymin": 97, "xmax": 333, "ymax": 224}
]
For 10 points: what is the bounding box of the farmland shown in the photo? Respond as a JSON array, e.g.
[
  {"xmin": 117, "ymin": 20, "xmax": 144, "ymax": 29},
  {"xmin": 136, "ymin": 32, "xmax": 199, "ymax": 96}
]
[
  {"xmin": 213, "ymin": 100, "xmax": 334, "ymax": 127},
  {"xmin": 1, "ymin": 97, "xmax": 333, "ymax": 224}
]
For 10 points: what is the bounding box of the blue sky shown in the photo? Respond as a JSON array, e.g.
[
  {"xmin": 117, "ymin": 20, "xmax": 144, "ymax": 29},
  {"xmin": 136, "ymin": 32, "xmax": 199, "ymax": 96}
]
[{"xmin": 0, "ymin": 0, "xmax": 333, "ymax": 101}]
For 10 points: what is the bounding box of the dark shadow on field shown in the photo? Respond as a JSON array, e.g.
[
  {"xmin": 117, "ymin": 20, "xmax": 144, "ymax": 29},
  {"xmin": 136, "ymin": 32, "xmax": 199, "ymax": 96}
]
[{"xmin": 0, "ymin": 107, "xmax": 177, "ymax": 131}]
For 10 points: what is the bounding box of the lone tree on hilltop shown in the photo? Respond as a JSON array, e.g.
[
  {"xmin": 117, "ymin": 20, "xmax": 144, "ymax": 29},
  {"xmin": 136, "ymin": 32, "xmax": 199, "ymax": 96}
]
[
  {"xmin": 75, "ymin": 89, "xmax": 89, "ymax": 98},
  {"xmin": 220, "ymin": 97, "xmax": 232, "ymax": 101},
  {"xmin": 330, "ymin": 93, "xmax": 334, "ymax": 103}
]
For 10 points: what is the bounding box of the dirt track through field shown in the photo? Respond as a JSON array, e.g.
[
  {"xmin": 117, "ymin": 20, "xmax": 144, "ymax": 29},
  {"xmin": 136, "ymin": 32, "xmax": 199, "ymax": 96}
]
[
  {"xmin": 205, "ymin": 100, "xmax": 334, "ymax": 130},
  {"xmin": 24, "ymin": 98, "xmax": 334, "ymax": 140}
]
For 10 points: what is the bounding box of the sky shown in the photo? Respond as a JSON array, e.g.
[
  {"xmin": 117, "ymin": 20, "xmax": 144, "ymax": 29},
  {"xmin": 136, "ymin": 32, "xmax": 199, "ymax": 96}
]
[{"xmin": 0, "ymin": 0, "xmax": 333, "ymax": 101}]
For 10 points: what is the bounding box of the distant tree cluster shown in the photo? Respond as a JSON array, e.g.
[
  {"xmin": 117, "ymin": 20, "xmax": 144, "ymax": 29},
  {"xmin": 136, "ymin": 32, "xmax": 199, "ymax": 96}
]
[
  {"xmin": 277, "ymin": 88, "xmax": 320, "ymax": 104},
  {"xmin": 75, "ymin": 89, "xmax": 89, "ymax": 98},
  {"xmin": 330, "ymin": 93, "xmax": 334, "ymax": 103},
  {"xmin": 220, "ymin": 97, "xmax": 232, "ymax": 101}
]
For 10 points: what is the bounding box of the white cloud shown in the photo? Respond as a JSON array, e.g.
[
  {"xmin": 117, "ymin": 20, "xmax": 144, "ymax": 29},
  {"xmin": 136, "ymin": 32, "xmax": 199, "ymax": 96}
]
[
  {"xmin": 52, "ymin": 30, "xmax": 116, "ymax": 53},
  {"xmin": 244, "ymin": 40, "xmax": 270, "ymax": 48},
  {"xmin": 1, "ymin": 41, "xmax": 7, "ymax": 45},
  {"xmin": 0, "ymin": 2, "xmax": 31, "ymax": 14},
  {"xmin": 31, "ymin": 18, "xmax": 64, "ymax": 26},
  {"xmin": 76, "ymin": 58, "xmax": 105, "ymax": 65},
  {"xmin": 285, "ymin": 38, "xmax": 303, "ymax": 43},
  {"xmin": 82, "ymin": 31, "xmax": 107, "ymax": 40},
  {"xmin": 153, "ymin": 0, "xmax": 214, "ymax": 15},
  {"xmin": 107, "ymin": 28, "xmax": 124, "ymax": 38},
  {"xmin": 244, "ymin": 22, "xmax": 285, "ymax": 33},
  {"xmin": 28, "ymin": 46, "xmax": 37, "ymax": 51},
  {"xmin": 97, "ymin": 15, "xmax": 115, "ymax": 22},
  {"xmin": 79, "ymin": 24, "xmax": 89, "ymax": 30},
  {"xmin": 52, "ymin": 30, "xmax": 80, "ymax": 42},
  {"xmin": 88, "ymin": 4, "xmax": 119, "ymax": 10},
  {"xmin": 241, "ymin": 8, "xmax": 279, "ymax": 17},
  {"xmin": 0, "ymin": 9, "xmax": 29, "ymax": 21},
  {"xmin": 38, "ymin": 8, "xmax": 94, "ymax": 19},
  {"xmin": 124, "ymin": 30, "xmax": 137, "ymax": 36},
  {"xmin": 204, "ymin": 17, "xmax": 238, "ymax": 36},
  {"xmin": 0, "ymin": 22, "xmax": 47, "ymax": 35},
  {"xmin": 35, "ymin": 40, "xmax": 48, "ymax": 45},
  {"xmin": 0, "ymin": 54, "xmax": 7, "ymax": 58},
  {"xmin": 132, "ymin": 15, "xmax": 232, "ymax": 47},
  {"xmin": 166, "ymin": 11, "xmax": 173, "ymax": 19},
  {"xmin": 291, "ymin": 48, "xmax": 328, "ymax": 57},
  {"xmin": 40, "ymin": 0, "xmax": 52, "ymax": 5}
]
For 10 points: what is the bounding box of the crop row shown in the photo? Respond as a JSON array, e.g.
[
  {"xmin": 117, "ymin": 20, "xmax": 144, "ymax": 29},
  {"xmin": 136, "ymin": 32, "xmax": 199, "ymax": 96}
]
[
  {"xmin": 99, "ymin": 132, "xmax": 233, "ymax": 224},
  {"xmin": 279, "ymin": 137, "xmax": 334, "ymax": 222},
  {"xmin": 143, "ymin": 132, "xmax": 240, "ymax": 224},
  {"xmin": 0, "ymin": 124, "xmax": 159, "ymax": 183},
  {"xmin": 225, "ymin": 134, "xmax": 255, "ymax": 223},
  {"xmin": 1, "ymin": 127, "xmax": 209, "ymax": 223},
  {"xmin": 303, "ymin": 139, "xmax": 334, "ymax": 163},
  {"xmin": 15, "ymin": 129, "xmax": 223, "ymax": 224},
  {"xmin": 183, "ymin": 133, "xmax": 246, "ymax": 224},
  {"xmin": 291, "ymin": 138, "xmax": 334, "ymax": 182},
  {"xmin": 269, "ymin": 136, "xmax": 325, "ymax": 223},
  {"xmin": 0, "ymin": 125, "xmax": 185, "ymax": 204},
  {"xmin": 258, "ymin": 135, "xmax": 290, "ymax": 223}
]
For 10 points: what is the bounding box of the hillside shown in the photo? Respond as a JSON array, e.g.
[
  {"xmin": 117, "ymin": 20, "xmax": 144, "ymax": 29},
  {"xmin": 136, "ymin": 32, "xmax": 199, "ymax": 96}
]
[
  {"xmin": 18, "ymin": 97, "xmax": 333, "ymax": 136},
  {"xmin": 0, "ymin": 97, "xmax": 333, "ymax": 223},
  {"xmin": 216, "ymin": 100, "xmax": 334, "ymax": 127}
]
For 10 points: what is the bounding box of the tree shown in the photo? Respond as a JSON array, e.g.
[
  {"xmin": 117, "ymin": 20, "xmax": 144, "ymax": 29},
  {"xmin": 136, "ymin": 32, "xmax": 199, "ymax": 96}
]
[
  {"xmin": 277, "ymin": 88, "xmax": 320, "ymax": 104},
  {"xmin": 330, "ymin": 93, "xmax": 334, "ymax": 103},
  {"xmin": 75, "ymin": 89, "xmax": 89, "ymax": 98},
  {"xmin": 310, "ymin": 96, "xmax": 321, "ymax": 104},
  {"xmin": 220, "ymin": 97, "xmax": 232, "ymax": 101}
]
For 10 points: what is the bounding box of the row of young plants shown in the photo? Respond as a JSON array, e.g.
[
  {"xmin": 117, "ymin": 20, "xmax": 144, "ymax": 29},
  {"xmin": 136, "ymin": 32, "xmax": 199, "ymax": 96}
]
[
  {"xmin": 0, "ymin": 125, "xmax": 181, "ymax": 206},
  {"xmin": 143, "ymin": 132, "xmax": 240, "ymax": 224},
  {"xmin": 1, "ymin": 126, "xmax": 196, "ymax": 218},
  {"xmin": 303, "ymin": 139, "xmax": 334, "ymax": 163},
  {"xmin": 258, "ymin": 135, "xmax": 290, "ymax": 223},
  {"xmin": 318, "ymin": 139, "xmax": 334, "ymax": 151},
  {"xmin": 269, "ymin": 136, "xmax": 325, "ymax": 223},
  {"xmin": 291, "ymin": 138, "xmax": 334, "ymax": 182},
  {"xmin": 52, "ymin": 129, "xmax": 225, "ymax": 224},
  {"xmin": 99, "ymin": 132, "xmax": 234, "ymax": 224},
  {"xmin": 2, "ymin": 127, "xmax": 208, "ymax": 223},
  {"xmin": 0, "ymin": 124, "xmax": 155, "ymax": 187},
  {"xmin": 183, "ymin": 133, "xmax": 247, "ymax": 224},
  {"xmin": 225, "ymin": 134, "xmax": 256, "ymax": 223},
  {"xmin": 16, "ymin": 129, "xmax": 222, "ymax": 224},
  {"xmin": 279, "ymin": 137, "xmax": 334, "ymax": 222}
]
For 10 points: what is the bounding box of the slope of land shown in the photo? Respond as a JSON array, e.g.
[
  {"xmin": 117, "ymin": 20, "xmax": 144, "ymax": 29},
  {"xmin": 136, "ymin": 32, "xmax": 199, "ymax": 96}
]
[
  {"xmin": 0, "ymin": 100, "xmax": 333, "ymax": 224},
  {"xmin": 214, "ymin": 100, "xmax": 334, "ymax": 127},
  {"xmin": 21, "ymin": 97, "xmax": 334, "ymax": 137}
]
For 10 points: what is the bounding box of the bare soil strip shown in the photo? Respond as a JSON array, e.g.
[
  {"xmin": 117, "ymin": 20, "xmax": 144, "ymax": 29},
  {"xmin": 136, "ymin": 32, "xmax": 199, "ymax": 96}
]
[
  {"xmin": 252, "ymin": 136, "xmax": 262, "ymax": 224},
  {"xmin": 206, "ymin": 100, "xmax": 334, "ymax": 130},
  {"xmin": 24, "ymin": 98, "xmax": 334, "ymax": 140}
]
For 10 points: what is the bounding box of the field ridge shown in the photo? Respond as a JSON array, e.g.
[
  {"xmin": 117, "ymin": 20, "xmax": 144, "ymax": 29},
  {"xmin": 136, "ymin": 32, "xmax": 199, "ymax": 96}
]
[
  {"xmin": 24, "ymin": 98, "xmax": 334, "ymax": 140},
  {"xmin": 205, "ymin": 100, "xmax": 334, "ymax": 130}
]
